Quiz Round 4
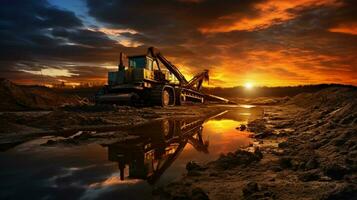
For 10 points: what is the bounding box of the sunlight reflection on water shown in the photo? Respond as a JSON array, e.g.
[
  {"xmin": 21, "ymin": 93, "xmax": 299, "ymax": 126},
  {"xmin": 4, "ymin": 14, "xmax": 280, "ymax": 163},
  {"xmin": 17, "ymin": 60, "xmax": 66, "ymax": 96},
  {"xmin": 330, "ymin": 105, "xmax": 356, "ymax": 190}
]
[{"xmin": 0, "ymin": 105, "xmax": 262, "ymax": 200}]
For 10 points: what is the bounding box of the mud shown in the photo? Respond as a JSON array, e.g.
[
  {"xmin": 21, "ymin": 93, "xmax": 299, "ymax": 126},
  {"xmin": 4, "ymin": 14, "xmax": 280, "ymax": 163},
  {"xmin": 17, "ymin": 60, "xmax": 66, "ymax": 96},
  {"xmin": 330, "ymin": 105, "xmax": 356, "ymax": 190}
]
[
  {"xmin": 0, "ymin": 104, "xmax": 226, "ymax": 150},
  {"xmin": 1, "ymin": 86, "xmax": 356, "ymax": 199},
  {"xmin": 156, "ymin": 87, "xmax": 357, "ymax": 200}
]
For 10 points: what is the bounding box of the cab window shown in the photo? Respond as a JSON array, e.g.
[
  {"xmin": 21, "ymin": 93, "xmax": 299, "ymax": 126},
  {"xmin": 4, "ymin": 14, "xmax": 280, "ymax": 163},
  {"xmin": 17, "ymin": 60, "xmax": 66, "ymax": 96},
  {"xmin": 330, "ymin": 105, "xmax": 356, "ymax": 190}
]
[{"xmin": 129, "ymin": 57, "xmax": 146, "ymax": 68}]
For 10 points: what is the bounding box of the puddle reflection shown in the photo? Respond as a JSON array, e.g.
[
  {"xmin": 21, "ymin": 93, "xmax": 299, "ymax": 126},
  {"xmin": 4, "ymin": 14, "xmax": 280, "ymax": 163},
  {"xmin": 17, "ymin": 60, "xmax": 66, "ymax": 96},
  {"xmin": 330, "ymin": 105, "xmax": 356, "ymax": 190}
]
[
  {"xmin": 107, "ymin": 116, "xmax": 210, "ymax": 184},
  {"xmin": 104, "ymin": 106, "xmax": 262, "ymax": 185},
  {"xmin": 0, "ymin": 106, "xmax": 262, "ymax": 200}
]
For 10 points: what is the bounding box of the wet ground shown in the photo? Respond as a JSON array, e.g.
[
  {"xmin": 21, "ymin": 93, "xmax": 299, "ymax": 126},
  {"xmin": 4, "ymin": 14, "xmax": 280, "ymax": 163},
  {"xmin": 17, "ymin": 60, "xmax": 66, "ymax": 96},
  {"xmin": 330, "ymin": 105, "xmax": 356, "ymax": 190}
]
[
  {"xmin": 158, "ymin": 87, "xmax": 357, "ymax": 200},
  {"xmin": 0, "ymin": 105, "xmax": 263, "ymax": 200}
]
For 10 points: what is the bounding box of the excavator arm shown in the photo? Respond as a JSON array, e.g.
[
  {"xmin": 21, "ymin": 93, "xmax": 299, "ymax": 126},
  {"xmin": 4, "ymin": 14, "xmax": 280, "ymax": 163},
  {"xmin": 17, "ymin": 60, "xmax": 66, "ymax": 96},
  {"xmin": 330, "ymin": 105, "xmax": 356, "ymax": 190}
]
[
  {"xmin": 148, "ymin": 47, "xmax": 234, "ymax": 104},
  {"xmin": 148, "ymin": 47, "xmax": 188, "ymax": 85},
  {"xmin": 148, "ymin": 47, "xmax": 211, "ymax": 91},
  {"xmin": 185, "ymin": 70, "xmax": 209, "ymax": 91}
]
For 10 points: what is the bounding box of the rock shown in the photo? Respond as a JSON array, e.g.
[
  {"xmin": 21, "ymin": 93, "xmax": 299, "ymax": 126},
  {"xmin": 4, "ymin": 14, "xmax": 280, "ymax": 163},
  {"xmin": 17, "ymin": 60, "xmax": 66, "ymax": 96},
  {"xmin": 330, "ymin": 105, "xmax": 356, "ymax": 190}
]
[
  {"xmin": 215, "ymin": 149, "xmax": 263, "ymax": 170},
  {"xmin": 279, "ymin": 157, "xmax": 292, "ymax": 169},
  {"xmin": 45, "ymin": 139, "xmax": 57, "ymax": 145},
  {"xmin": 242, "ymin": 182, "xmax": 259, "ymax": 196},
  {"xmin": 322, "ymin": 184, "xmax": 357, "ymax": 200},
  {"xmin": 331, "ymin": 138, "xmax": 345, "ymax": 146},
  {"xmin": 323, "ymin": 164, "xmax": 349, "ymax": 180},
  {"xmin": 305, "ymin": 157, "xmax": 319, "ymax": 170},
  {"xmin": 186, "ymin": 161, "xmax": 206, "ymax": 176},
  {"xmin": 347, "ymin": 150, "xmax": 357, "ymax": 160},
  {"xmin": 346, "ymin": 140, "xmax": 356, "ymax": 150},
  {"xmin": 191, "ymin": 187, "xmax": 209, "ymax": 200},
  {"xmin": 270, "ymin": 166, "xmax": 282, "ymax": 172},
  {"xmin": 186, "ymin": 161, "xmax": 205, "ymax": 171},
  {"xmin": 239, "ymin": 124, "xmax": 247, "ymax": 131},
  {"xmin": 73, "ymin": 131, "xmax": 92, "ymax": 140},
  {"xmin": 290, "ymin": 159, "xmax": 302, "ymax": 170},
  {"xmin": 298, "ymin": 171, "xmax": 320, "ymax": 182},
  {"xmin": 278, "ymin": 141, "xmax": 289, "ymax": 148},
  {"xmin": 187, "ymin": 170, "xmax": 202, "ymax": 177},
  {"xmin": 271, "ymin": 150, "xmax": 284, "ymax": 156},
  {"xmin": 349, "ymin": 143, "xmax": 357, "ymax": 151},
  {"xmin": 315, "ymin": 139, "xmax": 329, "ymax": 149},
  {"xmin": 209, "ymin": 172, "xmax": 218, "ymax": 177},
  {"xmin": 253, "ymin": 130, "xmax": 273, "ymax": 139},
  {"xmin": 247, "ymin": 119, "xmax": 267, "ymax": 133},
  {"xmin": 243, "ymin": 182, "xmax": 274, "ymax": 199}
]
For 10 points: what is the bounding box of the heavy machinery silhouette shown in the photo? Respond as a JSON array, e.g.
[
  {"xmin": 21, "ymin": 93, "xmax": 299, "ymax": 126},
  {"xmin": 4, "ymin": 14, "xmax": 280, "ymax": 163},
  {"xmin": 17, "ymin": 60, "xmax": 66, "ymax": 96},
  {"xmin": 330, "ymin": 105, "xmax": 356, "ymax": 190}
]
[
  {"xmin": 96, "ymin": 47, "xmax": 231, "ymax": 106},
  {"xmin": 105, "ymin": 115, "xmax": 213, "ymax": 184}
]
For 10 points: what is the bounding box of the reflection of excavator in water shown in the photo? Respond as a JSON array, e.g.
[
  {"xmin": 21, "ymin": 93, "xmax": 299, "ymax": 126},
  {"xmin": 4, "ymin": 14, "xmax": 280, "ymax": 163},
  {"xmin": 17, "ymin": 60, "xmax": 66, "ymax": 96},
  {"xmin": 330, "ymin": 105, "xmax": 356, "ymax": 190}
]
[
  {"xmin": 105, "ymin": 116, "xmax": 212, "ymax": 184},
  {"xmin": 96, "ymin": 47, "xmax": 233, "ymax": 106}
]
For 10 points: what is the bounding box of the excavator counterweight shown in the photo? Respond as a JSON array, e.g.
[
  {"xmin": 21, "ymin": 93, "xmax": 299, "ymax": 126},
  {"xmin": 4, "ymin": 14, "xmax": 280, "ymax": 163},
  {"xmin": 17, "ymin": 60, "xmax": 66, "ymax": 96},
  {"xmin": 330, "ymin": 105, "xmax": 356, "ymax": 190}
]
[{"xmin": 96, "ymin": 47, "xmax": 233, "ymax": 106}]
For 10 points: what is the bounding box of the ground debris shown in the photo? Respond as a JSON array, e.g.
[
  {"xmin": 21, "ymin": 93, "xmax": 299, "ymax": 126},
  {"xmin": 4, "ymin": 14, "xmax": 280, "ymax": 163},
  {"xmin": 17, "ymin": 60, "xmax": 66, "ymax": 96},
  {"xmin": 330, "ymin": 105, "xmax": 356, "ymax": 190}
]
[
  {"xmin": 191, "ymin": 187, "xmax": 210, "ymax": 200},
  {"xmin": 242, "ymin": 182, "xmax": 275, "ymax": 200},
  {"xmin": 186, "ymin": 161, "xmax": 207, "ymax": 171},
  {"xmin": 237, "ymin": 124, "xmax": 247, "ymax": 131},
  {"xmin": 297, "ymin": 170, "xmax": 320, "ymax": 182},
  {"xmin": 214, "ymin": 148, "xmax": 263, "ymax": 170},
  {"xmin": 321, "ymin": 184, "xmax": 357, "ymax": 200}
]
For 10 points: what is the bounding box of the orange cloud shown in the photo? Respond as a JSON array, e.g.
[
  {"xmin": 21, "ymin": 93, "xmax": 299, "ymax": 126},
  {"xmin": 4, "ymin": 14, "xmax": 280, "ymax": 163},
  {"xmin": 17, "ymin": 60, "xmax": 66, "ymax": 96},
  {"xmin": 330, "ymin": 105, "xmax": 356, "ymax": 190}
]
[
  {"xmin": 170, "ymin": 48, "xmax": 357, "ymax": 87},
  {"xmin": 199, "ymin": 0, "xmax": 342, "ymax": 33},
  {"xmin": 329, "ymin": 22, "xmax": 357, "ymax": 35}
]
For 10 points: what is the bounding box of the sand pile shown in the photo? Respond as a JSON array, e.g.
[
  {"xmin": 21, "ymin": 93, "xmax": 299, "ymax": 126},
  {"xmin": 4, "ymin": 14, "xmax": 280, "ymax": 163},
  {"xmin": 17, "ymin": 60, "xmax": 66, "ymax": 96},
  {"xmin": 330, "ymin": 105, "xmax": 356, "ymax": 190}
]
[{"xmin": 0, "ymin": 79, "xmax": 85, "ymax": 111}]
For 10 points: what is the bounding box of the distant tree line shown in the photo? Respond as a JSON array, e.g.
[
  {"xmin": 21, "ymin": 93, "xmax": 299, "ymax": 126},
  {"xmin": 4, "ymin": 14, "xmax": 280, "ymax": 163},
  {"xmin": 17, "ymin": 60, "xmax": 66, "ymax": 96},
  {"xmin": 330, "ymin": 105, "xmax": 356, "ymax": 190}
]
[{"xmin": 202, "ymin": 84, "xmax": 356, "ymax": 98}]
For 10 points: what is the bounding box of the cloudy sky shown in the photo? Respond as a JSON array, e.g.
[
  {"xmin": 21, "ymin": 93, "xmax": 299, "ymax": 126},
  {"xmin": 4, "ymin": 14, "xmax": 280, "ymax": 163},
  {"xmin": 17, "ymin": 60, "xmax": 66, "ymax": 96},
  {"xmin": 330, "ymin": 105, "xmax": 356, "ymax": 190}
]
[{"xmin": 0, "ymin": 0, "xmax": 356, "ymax": 87}]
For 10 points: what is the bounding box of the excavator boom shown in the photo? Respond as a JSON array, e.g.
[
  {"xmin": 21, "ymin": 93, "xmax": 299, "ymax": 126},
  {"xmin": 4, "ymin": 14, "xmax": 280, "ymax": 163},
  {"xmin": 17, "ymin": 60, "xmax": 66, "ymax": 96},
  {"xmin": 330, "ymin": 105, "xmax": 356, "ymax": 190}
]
[{"xmin": 148, "ymin": 47, "xmax": 188, "ymax": 85}]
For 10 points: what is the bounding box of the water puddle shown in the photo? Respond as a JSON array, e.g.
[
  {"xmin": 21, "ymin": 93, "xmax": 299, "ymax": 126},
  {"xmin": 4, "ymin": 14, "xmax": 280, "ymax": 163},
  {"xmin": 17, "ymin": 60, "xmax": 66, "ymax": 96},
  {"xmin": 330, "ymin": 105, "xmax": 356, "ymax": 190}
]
[{"xmin": 0, "ymin": 105, "xmax": 262, "ymax": 200}]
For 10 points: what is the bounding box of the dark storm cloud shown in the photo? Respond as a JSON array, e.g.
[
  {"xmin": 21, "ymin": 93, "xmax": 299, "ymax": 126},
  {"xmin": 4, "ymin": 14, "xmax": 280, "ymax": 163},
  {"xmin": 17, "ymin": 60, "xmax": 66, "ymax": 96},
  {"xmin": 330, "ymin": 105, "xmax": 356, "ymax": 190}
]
[
  {"xmin": 0, "ymin": 0, "xmax": 138, "ymax": 83},
  {"xmin": 86, "ymin": 0, "xmax": 264, "ymax": 46},
  {"xmin": 52, "ymin": 28, "xmax": 118, "ymax": 47},
  {"xmin": 86, "ymin": 0, "xmax": 263, "ymax": 29}
]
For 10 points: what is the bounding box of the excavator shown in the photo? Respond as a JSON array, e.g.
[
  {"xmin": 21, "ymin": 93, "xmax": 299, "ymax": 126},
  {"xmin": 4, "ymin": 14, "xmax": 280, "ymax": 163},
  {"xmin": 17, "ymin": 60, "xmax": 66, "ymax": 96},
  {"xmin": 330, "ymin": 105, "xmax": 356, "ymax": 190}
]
[{"xmin": 96, "ymin": 47, "xmax": 232, "ymax": 106}]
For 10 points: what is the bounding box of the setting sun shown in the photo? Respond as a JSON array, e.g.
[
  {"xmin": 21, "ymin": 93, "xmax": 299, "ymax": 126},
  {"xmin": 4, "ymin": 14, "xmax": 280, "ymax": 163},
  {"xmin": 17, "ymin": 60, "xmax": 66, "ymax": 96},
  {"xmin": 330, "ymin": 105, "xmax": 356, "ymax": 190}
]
[{"xmin": 244, "ymin": 82, "xmax": 253, "ymax": 89}]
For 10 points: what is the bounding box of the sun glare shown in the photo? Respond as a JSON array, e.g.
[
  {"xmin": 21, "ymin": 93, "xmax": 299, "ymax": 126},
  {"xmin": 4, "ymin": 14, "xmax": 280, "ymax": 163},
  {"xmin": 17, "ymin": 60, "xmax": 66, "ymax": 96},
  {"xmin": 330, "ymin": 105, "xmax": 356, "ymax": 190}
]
[{"xmin": 244, "ymin": 82, "xmax": 253, "ymax": 89}]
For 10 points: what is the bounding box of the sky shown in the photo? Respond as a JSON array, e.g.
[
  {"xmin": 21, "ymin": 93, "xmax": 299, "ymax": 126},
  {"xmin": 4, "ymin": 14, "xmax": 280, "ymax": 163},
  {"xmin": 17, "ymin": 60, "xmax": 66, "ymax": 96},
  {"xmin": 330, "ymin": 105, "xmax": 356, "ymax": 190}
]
[{"xmin": 0, "ymin": 0, "xmax": 356, "ymax": 87}]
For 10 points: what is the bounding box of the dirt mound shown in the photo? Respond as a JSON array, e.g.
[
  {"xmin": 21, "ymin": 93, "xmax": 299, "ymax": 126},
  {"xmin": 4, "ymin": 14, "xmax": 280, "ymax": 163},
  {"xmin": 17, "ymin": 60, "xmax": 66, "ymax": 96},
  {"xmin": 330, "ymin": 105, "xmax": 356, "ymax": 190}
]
[
  {"xmin": 0, "ymin": 79, "xmax": 85, "ymax": 111},
  {"xmin": 278, "ymin": 87, "xmax": 357, "ymax": 181},
  {"xmin": 289, "ymin": 86, "xmax": 357, "ymax": 109},
  {"xmin": 289, "ymin": 86, "xmax": 357, "ymax": 128}
]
